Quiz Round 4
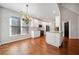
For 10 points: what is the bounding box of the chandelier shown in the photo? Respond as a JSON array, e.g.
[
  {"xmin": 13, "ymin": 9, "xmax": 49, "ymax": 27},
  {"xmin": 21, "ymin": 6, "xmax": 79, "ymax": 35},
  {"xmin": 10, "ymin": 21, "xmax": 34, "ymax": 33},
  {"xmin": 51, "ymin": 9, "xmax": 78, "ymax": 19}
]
[{"xmin": 22, "ymin": 4, "xmax": 32, "ymax": 24}]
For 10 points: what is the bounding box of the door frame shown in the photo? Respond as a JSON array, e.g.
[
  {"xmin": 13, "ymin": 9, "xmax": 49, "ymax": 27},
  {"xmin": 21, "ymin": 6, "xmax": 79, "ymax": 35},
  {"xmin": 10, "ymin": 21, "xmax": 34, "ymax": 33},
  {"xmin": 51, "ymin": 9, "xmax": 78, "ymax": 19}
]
[
  {"xmin": 63, "ymin": 20, "xmax": 71, "ymax": 38},
  {"xmin": 46, "ymin": 25, "xmax": 50, "ymax": 31},
  {"xmin": 64, "ymin": 21, "xmax": 69, "ymax": 38}
]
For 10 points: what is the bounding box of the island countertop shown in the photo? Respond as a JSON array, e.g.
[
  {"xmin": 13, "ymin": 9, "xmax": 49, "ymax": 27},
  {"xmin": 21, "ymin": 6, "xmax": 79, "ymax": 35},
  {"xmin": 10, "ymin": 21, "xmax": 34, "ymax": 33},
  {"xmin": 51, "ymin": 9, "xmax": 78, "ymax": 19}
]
[{"xmin": 46, "ymin": 31, "xmax": 62, "ymax": 34}]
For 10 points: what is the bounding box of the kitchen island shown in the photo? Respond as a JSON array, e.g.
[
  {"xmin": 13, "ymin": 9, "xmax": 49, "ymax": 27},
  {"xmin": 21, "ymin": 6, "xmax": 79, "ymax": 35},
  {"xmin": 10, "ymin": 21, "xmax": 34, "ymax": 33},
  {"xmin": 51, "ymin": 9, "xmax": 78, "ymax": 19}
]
[{"xmin": 46, "ymin": 32, "xmax": 63, "ymax": 48}]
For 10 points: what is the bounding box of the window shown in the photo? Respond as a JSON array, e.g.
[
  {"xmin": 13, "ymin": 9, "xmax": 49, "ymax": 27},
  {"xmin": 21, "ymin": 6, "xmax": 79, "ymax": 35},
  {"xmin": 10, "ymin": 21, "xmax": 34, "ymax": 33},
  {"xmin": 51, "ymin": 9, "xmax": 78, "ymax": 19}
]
[
  {"xmin": 10, "ymin": 16, "xmax": 21, "ymax": 36},
  {"xmin": 9, "ymin": 16, "xmax": 31, "ymax": 36},
  {"xmin": 55, "ymin": 16, "xmax": 60, "ymax": 31}
]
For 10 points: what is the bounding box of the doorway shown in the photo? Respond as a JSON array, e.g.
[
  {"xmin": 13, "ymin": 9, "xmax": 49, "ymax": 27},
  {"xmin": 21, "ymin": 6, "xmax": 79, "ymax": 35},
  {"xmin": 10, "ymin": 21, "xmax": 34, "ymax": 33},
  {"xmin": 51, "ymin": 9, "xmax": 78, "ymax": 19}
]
[
  {"xmin": 46, "ymin": 25, "xmax": 50, "ymax": 31},
  {"xmin": 39, "ymin": 24, "xmax": 44, "ymax": 36},
  {"xmin": 64, "ymin": 22, "xmax": 69, "ymax": 38}
]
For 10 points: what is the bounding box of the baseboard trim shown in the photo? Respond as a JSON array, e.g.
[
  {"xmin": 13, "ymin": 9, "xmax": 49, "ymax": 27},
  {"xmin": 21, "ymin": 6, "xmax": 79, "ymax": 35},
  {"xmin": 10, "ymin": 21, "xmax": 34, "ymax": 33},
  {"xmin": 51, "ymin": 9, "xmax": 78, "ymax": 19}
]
[
  {"xmin": 30, "ymin": 36, "xmax": 43, "ymax": 39},
  {"xmin": 63, "ymin": 37, "xmax": 79, "ymax": 40},
  {"xmin": 0, "ymin": 36, "xmax": 41, "ymax": 46},
  {"xmin": 0, "ymin": 37, "xmax": 31, "ymax": 46},
  {"xmin": 69, "ymin": 37, "xmax": 79, "ymax": 40}
]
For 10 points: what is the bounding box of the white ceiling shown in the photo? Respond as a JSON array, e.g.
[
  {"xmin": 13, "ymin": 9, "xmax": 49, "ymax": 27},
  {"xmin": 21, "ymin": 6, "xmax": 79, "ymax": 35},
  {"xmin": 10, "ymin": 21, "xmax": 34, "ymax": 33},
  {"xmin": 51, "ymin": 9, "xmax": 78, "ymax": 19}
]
[
  {"xmin": 61, "ymin": 3, "xmax": 79, "ymax": 14},
  {"xmin": 0, "ymin": 3, "xmax": 60, "ymax": 22}
]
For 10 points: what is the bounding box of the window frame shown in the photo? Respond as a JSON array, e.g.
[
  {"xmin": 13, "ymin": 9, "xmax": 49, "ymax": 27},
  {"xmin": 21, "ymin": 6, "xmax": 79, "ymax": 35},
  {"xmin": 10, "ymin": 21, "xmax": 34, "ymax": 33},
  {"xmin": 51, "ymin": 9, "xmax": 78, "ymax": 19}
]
[{"xmin": 9, "ymin": 16, "xmax": 21, "ymax": 36}]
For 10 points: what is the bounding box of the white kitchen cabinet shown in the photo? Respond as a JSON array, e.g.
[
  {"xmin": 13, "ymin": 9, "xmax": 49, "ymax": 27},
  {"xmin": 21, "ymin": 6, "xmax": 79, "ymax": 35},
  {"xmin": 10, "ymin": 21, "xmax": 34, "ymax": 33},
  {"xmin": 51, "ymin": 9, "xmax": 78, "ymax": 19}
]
[
  {"xmin": 31, "ymin": 31, "xmax": 40, "ymax": 38},
  {"xmin": 46, "ymin": 32, "xmax": 63, "ymax": 48}
]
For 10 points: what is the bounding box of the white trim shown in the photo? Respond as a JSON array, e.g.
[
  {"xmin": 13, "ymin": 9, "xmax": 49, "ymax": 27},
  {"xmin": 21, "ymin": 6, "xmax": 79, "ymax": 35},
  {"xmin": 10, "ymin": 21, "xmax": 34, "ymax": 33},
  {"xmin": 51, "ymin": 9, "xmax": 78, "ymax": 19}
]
[
  {"xmin": 0, "ymin": 36, "xmax": 31, "ymax": 45},
  {"xmin": 9, "ymin": 17, "xmax": 12, "ymax": 36},
  {"xmin": 63, "ymin": 20, "xmax": 71, "ymax": 38}
]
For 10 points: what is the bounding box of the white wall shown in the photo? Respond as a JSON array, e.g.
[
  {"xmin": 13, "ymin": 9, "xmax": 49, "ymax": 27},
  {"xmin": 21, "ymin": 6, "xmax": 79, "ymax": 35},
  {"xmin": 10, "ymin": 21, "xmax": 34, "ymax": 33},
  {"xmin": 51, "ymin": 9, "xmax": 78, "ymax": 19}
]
[
  {"xmin": 31, "ymin": 18, "xmax": 40, "ymax": 28},
  {"xmin": 31, "ymin": 18, "xmax": 51, "ymax": 31},
  {"xmin": 77, "ymin": 16, "xmax": 79, "ymax": 38},
  {"xmin": 0, "ymin": 7, "xmax": 2, "ymax": 43},
  {"xmin": 59, "ymin": 6, "xmax": 78, "ymax": 39},
  {"xmin": 41, "ymin": 22, "xmax": 51, "ymax": 31},
  {"xmin": 61, "ymin": 3, "xmax": 79, "ymax": 15},
  {"xmin": 0, "ymin": 6, "xmax": 31, "ymax": 45}
]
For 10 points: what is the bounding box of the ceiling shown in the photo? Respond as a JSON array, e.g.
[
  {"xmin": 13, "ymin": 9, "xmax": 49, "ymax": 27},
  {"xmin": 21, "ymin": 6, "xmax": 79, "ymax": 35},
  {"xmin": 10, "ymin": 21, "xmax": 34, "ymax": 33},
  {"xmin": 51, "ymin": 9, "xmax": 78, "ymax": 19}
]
[
  {"xmin": 0, "ymin": 3, "xmax": 60, "ymax": 22},
  {"xmin": 61, "ymin": 3, "xmax": 79, "ymax": 14}
]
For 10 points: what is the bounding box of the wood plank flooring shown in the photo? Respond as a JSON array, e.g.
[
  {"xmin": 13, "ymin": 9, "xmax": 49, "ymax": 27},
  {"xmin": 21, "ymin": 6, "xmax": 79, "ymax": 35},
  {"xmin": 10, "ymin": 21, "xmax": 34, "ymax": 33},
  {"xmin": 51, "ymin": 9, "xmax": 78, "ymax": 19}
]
[{"xmin": 0, "ymin": 36, "xmax": 79, "ymax": 55}]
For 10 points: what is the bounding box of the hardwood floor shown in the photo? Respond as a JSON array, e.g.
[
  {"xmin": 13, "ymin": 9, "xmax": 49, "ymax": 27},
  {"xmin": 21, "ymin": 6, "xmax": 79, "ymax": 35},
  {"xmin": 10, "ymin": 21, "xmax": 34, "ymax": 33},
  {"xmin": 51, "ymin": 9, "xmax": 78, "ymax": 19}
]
[{"xmin": 0, "ymin": 36, "xmax": 79, "ymax": 55}]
